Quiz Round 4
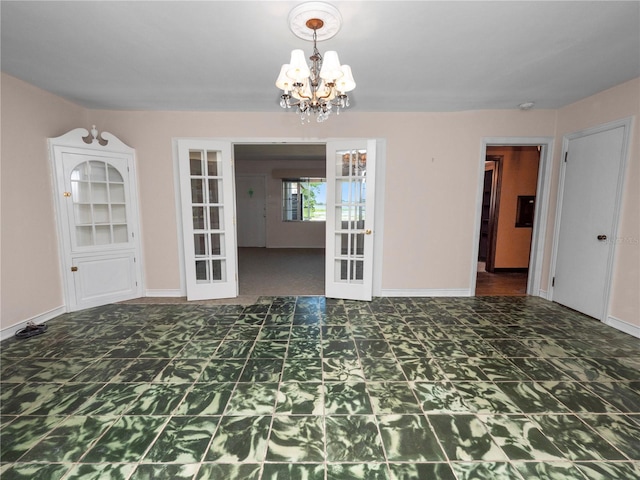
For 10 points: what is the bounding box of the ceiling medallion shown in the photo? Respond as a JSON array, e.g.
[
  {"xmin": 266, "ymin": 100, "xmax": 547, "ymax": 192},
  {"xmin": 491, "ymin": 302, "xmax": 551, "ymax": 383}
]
[{"xmin": 275, "ymin": 2, "xmax": 355, "ymax": 123}]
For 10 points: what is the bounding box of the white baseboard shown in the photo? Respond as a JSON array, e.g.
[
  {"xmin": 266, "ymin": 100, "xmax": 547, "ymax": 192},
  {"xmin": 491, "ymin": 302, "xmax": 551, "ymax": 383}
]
[
  {"xmin": 538, "ymin": 289, "xmax": 550, "ymax": 300},
  {"xmin": 606, "ymin": 315, "xmax": 640, "ymax": 338},
  {"xmin": 145, "ymin": 289, "xmax": 184, "ymax": 298},
  {"xmin": 380, "ymin": 288, "xmax": 472, "ymax": 297},
  {"xmin": 1, "ymin": 305, "xmax": 66, "ymax": 342}
]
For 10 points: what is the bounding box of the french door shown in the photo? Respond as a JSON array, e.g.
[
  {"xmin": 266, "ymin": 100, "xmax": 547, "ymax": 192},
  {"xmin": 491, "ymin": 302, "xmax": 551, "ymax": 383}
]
[
  {"xmin": 177, "ymin": 138, "xmax": 377, "ymax": 301},
  {"xmin": 325, "ymin": 140, "xmax": 377, "ymax": 301},
  {"xmin": 177, "ymin": 140, "xmax": 238, "ymax": 300}
]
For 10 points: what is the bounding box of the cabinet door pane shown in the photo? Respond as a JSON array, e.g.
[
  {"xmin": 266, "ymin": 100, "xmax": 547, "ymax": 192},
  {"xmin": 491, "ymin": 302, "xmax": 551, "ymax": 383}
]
[{"xmin": 69, "ymin": 160, "xmax": 129, "ymax": 248}]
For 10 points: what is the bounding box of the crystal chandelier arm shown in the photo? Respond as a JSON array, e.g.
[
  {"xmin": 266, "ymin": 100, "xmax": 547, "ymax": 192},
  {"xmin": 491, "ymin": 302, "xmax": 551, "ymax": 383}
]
[{"xmin": 315, "ymin": 82, "xmax": 336, "ymax": 101}]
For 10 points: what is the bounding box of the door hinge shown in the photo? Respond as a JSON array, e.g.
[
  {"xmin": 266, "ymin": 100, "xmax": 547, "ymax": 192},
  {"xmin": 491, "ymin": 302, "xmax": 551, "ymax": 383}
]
[
  {"xmin": 71, "ymin": 266, "xmax": 78, "ymax": 272},
  {"xmin": 564, "ymin": 152, "xmax": 568, "ymax": 162},
  {"xmin": 134, "ymin": 257, "xmax": 136, "ymax": 263},
  {"xmin": 552, "ymin": 277, "xmax": 555, "ymax": 287},
  {"xmin": 63, "ymin": 191, "xmax": 72, "ymax": 197}
]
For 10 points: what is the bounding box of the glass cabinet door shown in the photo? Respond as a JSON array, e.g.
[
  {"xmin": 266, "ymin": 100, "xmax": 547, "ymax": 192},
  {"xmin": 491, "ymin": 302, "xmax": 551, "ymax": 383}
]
[{"xmin": 68, "ymin": 160, "xmax": 129, "ymax": 248}]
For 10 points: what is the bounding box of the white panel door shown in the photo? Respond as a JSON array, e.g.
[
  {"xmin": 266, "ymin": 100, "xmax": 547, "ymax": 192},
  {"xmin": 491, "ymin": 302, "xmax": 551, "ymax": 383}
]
[
  {"xmin": 236, "ymin": 175, "xmax": 266, "ymax": 247},
  {"xmin": 325, "ymin": 140, "xmax": 376, "ymax": 301},
  {"xmin": 177, "ymin": 140, "xmax": 238, "ymax": 300},
  {"xmin": 50, "ymin": 128, "xmax": 143, "ymax": 311},
  {"xmin": 553, "ymin": 122, "xmax": 629, "ymax": 319}
]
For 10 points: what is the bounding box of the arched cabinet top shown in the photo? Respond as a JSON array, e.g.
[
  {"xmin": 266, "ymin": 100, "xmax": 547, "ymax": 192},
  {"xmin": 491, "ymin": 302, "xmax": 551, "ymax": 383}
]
[{"xmin": 49, "ymin": 127, "xmax": 134, "ymax": 154}]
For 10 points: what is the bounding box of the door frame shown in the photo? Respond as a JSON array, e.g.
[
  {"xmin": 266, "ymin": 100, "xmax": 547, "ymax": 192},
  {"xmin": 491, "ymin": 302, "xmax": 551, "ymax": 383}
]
[
  {"xmin": 482, "ymin": 156, "xmax": 503, "ymax": 273},
  {"xmin": 173, "ymin": 137, "xmax": 386, "ymax": 298},
  {"xmin": 471, "ymin": 137, "xmax": 555, "ymax": 297},
  {"xmin": 549, "ymin": 117, "xmax": 633, "ymax": 321}
]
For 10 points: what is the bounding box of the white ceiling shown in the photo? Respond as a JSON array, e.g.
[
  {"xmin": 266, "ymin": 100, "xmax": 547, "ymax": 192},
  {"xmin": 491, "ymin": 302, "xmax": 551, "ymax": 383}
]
[{"xmin": 1, "ymin": 1, "xmax": 639, "ymax": 112}]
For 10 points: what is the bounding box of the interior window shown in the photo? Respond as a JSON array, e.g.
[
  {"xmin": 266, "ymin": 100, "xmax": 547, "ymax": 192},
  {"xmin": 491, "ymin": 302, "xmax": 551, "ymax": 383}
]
[{"xmin": 282, "ymin": 178, "xmax": 326, "ymax": 221}]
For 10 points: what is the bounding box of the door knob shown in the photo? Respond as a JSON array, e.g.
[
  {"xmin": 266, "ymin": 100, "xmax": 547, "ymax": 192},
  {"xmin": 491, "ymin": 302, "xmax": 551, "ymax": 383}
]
[
  {"xmin": 365, "ymin": 229, "xmax": 372, "ymax": 235},
  {"xmin": 597, "ymin": 235, "xmax": 607, "ymax": 241}
]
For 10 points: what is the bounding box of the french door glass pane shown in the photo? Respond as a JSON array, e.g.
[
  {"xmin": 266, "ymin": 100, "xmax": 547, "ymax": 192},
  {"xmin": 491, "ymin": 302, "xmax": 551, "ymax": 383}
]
[
  {"xmin": 207, "ymin": 151, "xmax": 220, "ymax": 176},
  {"xmin": 210, "ymin": 207, "xmax": 222, "ymax": 229},
  {"xmin": 333, "ymin": 149, "xmax": 367, "ymax": 286},
  {"xmin": 194, "ymin": 234, "xmax": 207, "ymax": 255},
  {"xmin": 210, "ymin": 234, "xmax": 223, "ymax": 255},
  {"xmin": 189, "ymin": 149, "xmax": 227, "ymax": 284},
  {"xmin": 70, "ymin": 160, "xmax": 129, "ymax": 247},
  {"xmin": 191, "ymin": 179, "xmax": 204, "ymax": 203},
  {"xmin": 212, "ymin": 260, "xmax": 224, "ymax": 281},
  {"xmin": 190, "ymin": 153, "xmax": 203, "ymax": 175},
  {"xmin": 193, "ymin": 207, "xmax": 205, "ymax": 229},
  {"xmin": 335, "ymin": 259, "xmax": 364, "ymax": 282},
  {"xmin": 208, "ymin": 179, "xmax": 220, "ymax": 203},
  {"xmin": 195, "ymin": 260, "xmax": 208, "ymax": 280}
]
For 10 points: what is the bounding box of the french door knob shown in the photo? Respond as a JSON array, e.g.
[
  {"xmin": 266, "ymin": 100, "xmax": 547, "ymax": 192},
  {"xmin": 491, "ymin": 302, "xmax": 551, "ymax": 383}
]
[{"xmin": 597, "ymin": 235, "xmax": 607, "ymax": 241}]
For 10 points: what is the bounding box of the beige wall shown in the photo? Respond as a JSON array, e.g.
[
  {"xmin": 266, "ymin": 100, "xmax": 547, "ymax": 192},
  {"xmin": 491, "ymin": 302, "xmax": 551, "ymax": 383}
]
[
  {"xmin": 235, "ymin": 158, "xmax": 326, "ymax": 248},
  {"xmin": 1, "ymin": 74, "xmax": 86, "ymax": 327},
  {"xmin": 2, "ymin": 72, "xmax": 638, "ymax": 333}
]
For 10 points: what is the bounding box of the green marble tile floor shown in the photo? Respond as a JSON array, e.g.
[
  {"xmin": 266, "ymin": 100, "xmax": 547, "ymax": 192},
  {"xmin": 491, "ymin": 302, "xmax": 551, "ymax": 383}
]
[{"xmin": 1, "ymin": 296, "xmax": 639, "ymax": 479}]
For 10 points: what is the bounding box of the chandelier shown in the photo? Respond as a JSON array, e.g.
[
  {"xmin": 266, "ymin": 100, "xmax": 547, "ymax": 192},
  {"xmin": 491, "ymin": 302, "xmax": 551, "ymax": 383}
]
[{"xmin": 276, "ymin": 2, "xmax": 355, "ymax": 123}]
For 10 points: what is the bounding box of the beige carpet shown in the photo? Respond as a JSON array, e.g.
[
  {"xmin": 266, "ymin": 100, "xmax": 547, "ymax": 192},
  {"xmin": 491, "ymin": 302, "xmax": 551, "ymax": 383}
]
[
  {"xmin": 120, "ymin": 248, "xmax": 325, "ymax": 306},
  {"xmin": 238, "ymin": 247, "xmax": 325, "ymax": 296}
]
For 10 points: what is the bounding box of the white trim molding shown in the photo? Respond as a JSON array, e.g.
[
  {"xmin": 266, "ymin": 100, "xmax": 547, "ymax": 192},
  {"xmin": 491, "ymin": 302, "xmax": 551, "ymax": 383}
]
[
  {"xmin": 538, "ymin": 289, "xmax": 550, "ymax": 300},
  {"xmin": 1, "ymin": 305, "xmax": 66, "ymax": 341},
  {"xmin": 380, "ymin": 288, "xmax": 472, "ymax": 298},
  {"xmin": 145, "ymin": 289, "xmax": 184, "ymax": 298},
  {"xmin": 606, "ymin": 315, "xmax": 640, "ymax": 338}
]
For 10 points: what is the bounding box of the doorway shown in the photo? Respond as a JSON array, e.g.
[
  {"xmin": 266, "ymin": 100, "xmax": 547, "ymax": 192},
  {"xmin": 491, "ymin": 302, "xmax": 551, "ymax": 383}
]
[
  {"xmin": 233, "ymin": 143, "xmax": 327, "ymax": 296},
  {"xmin": 474, "ymin": 141, "xmax": 549, "ymax": 296}
]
